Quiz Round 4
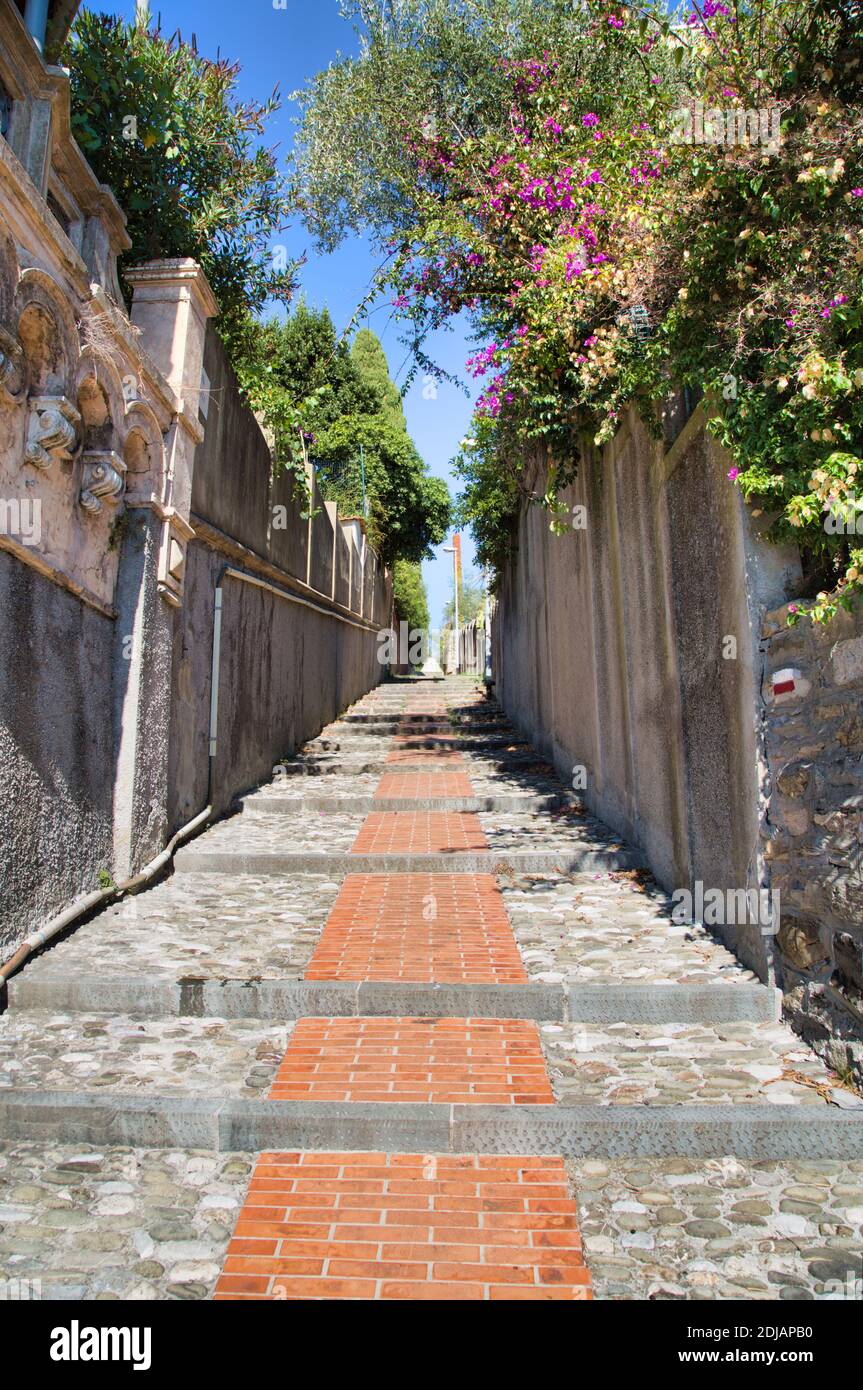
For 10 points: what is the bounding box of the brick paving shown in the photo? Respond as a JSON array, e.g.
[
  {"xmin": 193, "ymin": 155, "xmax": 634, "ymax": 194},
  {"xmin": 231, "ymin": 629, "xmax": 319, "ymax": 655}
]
[
  {"xmin": 350, "ymin": 810, "xmax": 488, "ymax": 855},
  {"xmin": 214, "ymin": 1152, "xmax": 591, "ymax": 1300},
  {"xmin": 269, "ymin": 1018, "xmax": 553, "ymax": 1104},
  {"xmin": 374, "ymin": 772, "xmax": 474, "ymax": 800},
  {"xmin": 383, "ymin": 750, "xmax": 464, "ymax": 772},
  {"xmin": 304, "ymin": 872, "xmax": 528, "ymax": 983},
  {"xmin": 222, "ymin": 681, "xmax": 583, "ymax": 1297}
]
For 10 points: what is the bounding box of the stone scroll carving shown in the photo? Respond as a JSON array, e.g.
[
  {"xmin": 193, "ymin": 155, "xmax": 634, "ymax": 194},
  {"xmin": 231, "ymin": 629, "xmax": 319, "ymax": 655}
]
[
  {"xmin": 79, "ymin": 449, "xmax": 127, "ymax": 515},
  {"xmin": 0, "ymin": 328, "xmax": 26, "ymax": 409},
  {"xmin": 23, "ymin": 395, "xmax": 80, "ymax": 470}
]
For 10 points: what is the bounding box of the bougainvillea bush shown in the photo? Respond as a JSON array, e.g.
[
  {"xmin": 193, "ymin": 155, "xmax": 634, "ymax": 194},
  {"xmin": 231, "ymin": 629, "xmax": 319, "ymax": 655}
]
[{"xmin": 297, "ymin": 0, "xmax": 863, "ymax": 619}]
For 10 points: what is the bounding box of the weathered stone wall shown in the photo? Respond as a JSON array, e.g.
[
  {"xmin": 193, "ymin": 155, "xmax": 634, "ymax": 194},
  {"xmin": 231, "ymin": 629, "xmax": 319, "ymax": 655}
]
[
  {"xmin": 492, "ymin": 404, "xmax": 801, "ymax": 982},
  {"xmin": 760, "ymin": 602, "xmax": 863, "ymax": 1083},
  {"xmin": 0, "ymin": 547, "xmax": 115, "ymax": 940},
  {"xmin": 0, "ymin": 2, "xmax": 177, "ymax": 949}
]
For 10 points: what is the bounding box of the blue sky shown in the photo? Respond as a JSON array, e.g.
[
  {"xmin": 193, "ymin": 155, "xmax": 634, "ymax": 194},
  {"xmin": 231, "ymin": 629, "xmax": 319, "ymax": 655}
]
[{"xmin": 107, "ymin": 0, "xmax": 481, "ymax": 626}]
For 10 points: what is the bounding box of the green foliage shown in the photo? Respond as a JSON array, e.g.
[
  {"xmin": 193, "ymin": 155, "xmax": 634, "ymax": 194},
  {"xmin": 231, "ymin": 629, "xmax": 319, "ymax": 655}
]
[
  {"xmin": 351, "ymin": 329, "xmax": 408, "ymax": 427},
  {"xmin": 65, "ymin": 14, "xmax": 296, "ymax": 346},
  {"xmin": 293, "ymin": 0, "xmax": 640, "ymax": 251},
  {"xmin": 257, "ymin": 305, "xmax": 380, "ymax": 430},
  {"xmin": 314, "ymin": 411, "xmax": 450, "ymax": 565},
  {"xmin": 297, "ymin": 0, "xmax": 863, "ymax": 623},
  {"xmin": 392, "ymin": 559, "xmax": 430, "ymax": 632},
  {"xmin": 453, "ymin": 418, "xmax": 522, "ymax": 575}
]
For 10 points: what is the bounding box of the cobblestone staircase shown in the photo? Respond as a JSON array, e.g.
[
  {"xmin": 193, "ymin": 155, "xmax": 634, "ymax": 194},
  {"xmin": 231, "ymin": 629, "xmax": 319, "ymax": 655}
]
[{"xmin": 1, "ymin": 676, "xmax": 861, "ymax": 1300}]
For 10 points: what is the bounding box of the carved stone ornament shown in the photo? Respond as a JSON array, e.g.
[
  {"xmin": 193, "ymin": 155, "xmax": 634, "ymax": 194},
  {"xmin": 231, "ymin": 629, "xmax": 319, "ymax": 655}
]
[
  {"xmin": 79, "ymin": 449, "xmax": 127, "ymax": 515},
  {"xmin": 24, "ymin": 396, "xmax": 80, "ymax": 470},
  {"xmin": 0, "ymin": 327, "xmax": 26, "ymax": 408}
]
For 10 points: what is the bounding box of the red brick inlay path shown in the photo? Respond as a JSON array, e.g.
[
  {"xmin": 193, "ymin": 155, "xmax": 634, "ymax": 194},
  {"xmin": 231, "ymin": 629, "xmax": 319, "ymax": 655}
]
[
  {"xmin": 215, "ymin": 1152, "xmax": 592, "ymax": 1300},
  {"xmin": 375, "ymin": 772, "xmax": 474, "ymax": 800},
  {"xmin": 269, "ymin": 1018, "xmax": 553, "ymax": 1104},
  {"xmin": 385, "ymin": 746, "xmax": 465, "ymax": 766},
  {"xmin": 351, "ymin": 811, "xmax": 487, "ymax": 855},
  {"xmin": 304, "ymin": 873, "xmax": 527, "ymax": 983}
]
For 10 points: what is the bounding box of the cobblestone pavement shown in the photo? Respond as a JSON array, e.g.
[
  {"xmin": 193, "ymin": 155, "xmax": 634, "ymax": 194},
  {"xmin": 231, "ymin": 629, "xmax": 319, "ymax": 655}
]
[
  {"xmin": 243, "ymin": 772, "xmax": 385, "ymax": 801},
  {"xmin": 542, "ymin": 1022, "xmax": 839, "ymax": 1107},
  {"xmin": 0, "ymin": 1014, "xmax": 291, "ymax": 1096},
  {"xmin": 0, "ymin": 1143, "xmax": 252, "ymax": 1300},
  {"xmin": 184, "ymin": 809, "xmax": 366, "ymax": 855},
  {"xmin": 570, "ymin": 1158, "xmax": 863, "ymax": 1300},
  {"xmin": 501, "ymin": 872, "xmax": 760, "ymax": 985},
  {"xmin": 479, "ymin": 810, "xmax": 630, "ymax": 853},
  {"xmin": 1, "ymin": 674, "xmax": 861, "ymax": 1303},
  {"xmin": 17, "ymin": 874, "xmax": 340, "ymax": 980}
]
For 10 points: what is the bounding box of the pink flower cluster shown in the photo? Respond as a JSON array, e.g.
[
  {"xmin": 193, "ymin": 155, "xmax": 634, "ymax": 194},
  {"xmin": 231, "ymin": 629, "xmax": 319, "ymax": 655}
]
[{"xmin": 821, "ymin": 293, "xmax": 847, "ymax": 320}]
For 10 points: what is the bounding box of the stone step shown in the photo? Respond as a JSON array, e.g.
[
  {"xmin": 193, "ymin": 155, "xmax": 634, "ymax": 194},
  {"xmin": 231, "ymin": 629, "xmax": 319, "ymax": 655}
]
[
  {"xmin": 340, "ymin": 714, "xmax": 508, "ymax": 727},
  {"xmin": 2, "ymin": 867, "xmax": 764, "ymax": 1002},
  {"xmin": 305, "ymin": 735, "xmax": 525, "ymax": 752},
  {"xmin": 172, "ymin": 848, "xmax": 646, "ymax": 875},
  {"xmin": 323, "ymin": 722, "xmax": 458, "ymax": 735},
  {"xmin": 240, "ymin": 794, "xmax": 571, "ymax": 815},
  {"xmin": 1, "ymin": 1011, "xmax": 839, "ymax": 1109},
  {"xmin": 2, "ymin": 1090, "xmax": 861, "ymax": 1158},
  {"xmin": 6, "ymin": 976, "xmax": 779, "ymax": 1025},
  {"xmin": 276, "ymin": 754, "xmax": 558, "ymax": 776},
  {"xmin": 168, "ymin": 806, "xmax": 635, "ymax": 873}
]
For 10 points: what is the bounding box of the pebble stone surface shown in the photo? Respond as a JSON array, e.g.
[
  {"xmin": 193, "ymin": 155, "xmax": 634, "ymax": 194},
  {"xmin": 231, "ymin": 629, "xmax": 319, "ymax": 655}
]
[
  {"xmin": 19, "ymin": 874, "xmax": 341, "ymax": 980},
  {"xmin": 501, "ymin": 872, "xmax": 761, "ymax": 985},
  {"xmin": 569, "ymin": 1157, "xmax": 863, "ymax": 1300},
  {"xmin": 0, "ymin": 1144, "xmax": 860, "ymax": 1301},
  {"xmin": 542, "ymin": 1022, "xmax": 838, "ymax": 1106},
  {"xmin": 0, "ymin": 1144, "xmax": 252, "ymax": 1300},
  {"xmin": 0, "ymin": 1014, "xmax": 292, "ymax": 1096},
  {"xmin": 182, "ymin": 809, "xmax": 367, "ymax": 856}
]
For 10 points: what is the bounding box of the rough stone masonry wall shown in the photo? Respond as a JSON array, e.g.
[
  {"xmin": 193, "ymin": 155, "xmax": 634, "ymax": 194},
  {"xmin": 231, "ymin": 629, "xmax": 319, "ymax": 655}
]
[{"xmin": 761, "ymin": 602, "xmax": 863, "ymax": 1085}]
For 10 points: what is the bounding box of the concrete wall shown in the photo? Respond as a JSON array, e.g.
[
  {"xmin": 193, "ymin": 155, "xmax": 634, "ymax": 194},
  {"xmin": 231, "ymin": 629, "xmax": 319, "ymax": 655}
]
[
  {"xmin": 192, "ymin": 328, "xmax": 271, "ymax": 556},
  {"xmin": 171, "ymin": 326, "xmax": 389, "ymax": 825},
  {"xmin": 493, "ymin": 404, "xmax": 801, "ymax": 981},
  {"xmin": 168, "ymin": 537, "xmax": 385, "ymax": 825}
]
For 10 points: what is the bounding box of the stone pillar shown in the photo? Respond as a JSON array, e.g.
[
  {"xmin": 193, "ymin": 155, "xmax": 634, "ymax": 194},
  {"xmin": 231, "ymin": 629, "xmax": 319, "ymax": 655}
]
[
  {"xmin": 110, "ymin": 259, "xmax": 217, "ymax": 879},
  {"xmin": 126, "ymin": 258, "xmax": 217, "ymax": 518}
]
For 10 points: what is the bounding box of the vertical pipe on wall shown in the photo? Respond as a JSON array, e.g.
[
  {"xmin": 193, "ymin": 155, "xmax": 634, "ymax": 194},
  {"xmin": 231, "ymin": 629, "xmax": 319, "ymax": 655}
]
[{"xmin": 208, "ymin": 584, "xmax": 224, "ymax": 790}]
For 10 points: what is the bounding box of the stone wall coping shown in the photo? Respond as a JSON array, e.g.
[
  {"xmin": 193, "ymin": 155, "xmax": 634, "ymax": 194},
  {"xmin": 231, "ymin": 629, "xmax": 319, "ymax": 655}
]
[
  {"xmin": 126, "ymin": 259, "xmax": 220, "ymax": 321},
  {"xmin": 190, "ymin": 513, "xmax": 384, "ymax": 633}
]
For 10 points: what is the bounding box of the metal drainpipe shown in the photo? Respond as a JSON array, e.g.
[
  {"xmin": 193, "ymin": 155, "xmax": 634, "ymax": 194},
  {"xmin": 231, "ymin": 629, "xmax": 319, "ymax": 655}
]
[{"xmin": 23, "ymin": 0, "xmax": 50, "ymax": 53}]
